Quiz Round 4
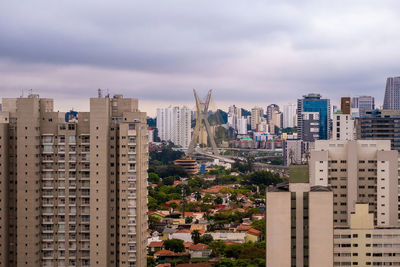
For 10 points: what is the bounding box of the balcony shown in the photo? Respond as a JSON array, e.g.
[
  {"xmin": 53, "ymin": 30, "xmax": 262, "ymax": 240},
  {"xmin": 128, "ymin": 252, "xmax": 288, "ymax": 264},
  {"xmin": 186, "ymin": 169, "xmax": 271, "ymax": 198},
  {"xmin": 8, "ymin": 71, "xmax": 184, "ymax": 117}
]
[
  {"xmin": 42, "ymin": 245, "xmax": 54, "ymax": 251},
  {"xmin": 80, "ymin": 243, "xmax": 90, "ymax": 250},
  {"xmin": 43, "ymin": 218, "xmax": 54, "ymax": 224},
  {"xmin": 42, "ymin": 200, "xmax": 54, "ymax": 206}
]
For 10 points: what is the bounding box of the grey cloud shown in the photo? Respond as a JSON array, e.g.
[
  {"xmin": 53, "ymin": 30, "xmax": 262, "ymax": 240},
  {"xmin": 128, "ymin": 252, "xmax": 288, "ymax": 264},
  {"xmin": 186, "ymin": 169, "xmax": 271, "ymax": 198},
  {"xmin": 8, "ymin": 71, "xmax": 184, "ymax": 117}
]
[{"xmin": 1, "ymin": 0, "xmax": 400, "ymax": 113}]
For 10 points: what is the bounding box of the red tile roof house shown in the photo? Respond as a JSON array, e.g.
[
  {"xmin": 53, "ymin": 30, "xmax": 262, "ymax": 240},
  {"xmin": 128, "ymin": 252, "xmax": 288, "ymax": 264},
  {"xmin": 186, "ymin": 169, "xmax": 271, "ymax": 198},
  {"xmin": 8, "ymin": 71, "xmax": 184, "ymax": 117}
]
[
  {"xmin": 236, "ymin": 224, "xmax": 252, "ymax": 232},
  {"xmin": 188, "ymin": 243, "xmax": 212, "ymax": 259},
  {"xmin": 154, "ymin": 250, "xmax": 189, "ymax": 264},
  {"xmin": 148, "ymin": 241, "xmax": 164, "ymax": 255},
  {"xmin": 245, "ymin": 228, "xmax": 262, "ymax": 243}
]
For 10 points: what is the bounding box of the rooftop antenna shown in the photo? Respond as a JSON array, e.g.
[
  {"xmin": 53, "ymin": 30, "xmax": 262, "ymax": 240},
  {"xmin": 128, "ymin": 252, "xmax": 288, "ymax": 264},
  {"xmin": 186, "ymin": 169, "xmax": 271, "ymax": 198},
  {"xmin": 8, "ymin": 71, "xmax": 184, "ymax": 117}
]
[
  {"xmin": 20, "ymin": 89, "xmax": 24, "ymax": 98},
  {"xmin": 106, "ymin": 88, "xmax": 110, "ymax": 98},
  {"xmin": 98, "ymin": 88, "xmax": 102, "ymax": 98},
  {"xmin": 28, "ymin": 89, "xmax": 33, "ymax": 95}
]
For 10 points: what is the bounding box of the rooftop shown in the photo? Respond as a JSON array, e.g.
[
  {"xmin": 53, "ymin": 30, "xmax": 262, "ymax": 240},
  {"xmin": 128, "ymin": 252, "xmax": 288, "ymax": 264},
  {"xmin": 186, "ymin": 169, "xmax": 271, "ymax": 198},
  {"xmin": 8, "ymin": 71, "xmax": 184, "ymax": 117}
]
[{"xmin": 289, "ymin": 165, "xmax": 309, "ymax": 183}]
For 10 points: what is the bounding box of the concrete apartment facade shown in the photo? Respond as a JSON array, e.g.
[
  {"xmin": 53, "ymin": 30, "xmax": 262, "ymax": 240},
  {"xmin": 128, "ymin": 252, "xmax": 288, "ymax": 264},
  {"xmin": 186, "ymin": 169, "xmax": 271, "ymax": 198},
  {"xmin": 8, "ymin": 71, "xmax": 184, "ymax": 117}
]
[
  {"xmin": 266, "ymin": 166, "xmax": 333, "ymax": 267},
  {"xmin": 0, "ymin": 94, "xmax": 148, "ymax": 267},
  {"xmin": 310, "ymin": 140, "xmax": 398, "ymax": 227},
  {"xmin": 156, "ymin": 106, "xmax": 191, "ymax": 148},
  {"xmin": 250, "ymin": 107, "xmax": 263, "ymax": 131},
  {"xmin": 334, "ymin": 204, "xmax": 400, "ymax": 266},
  {"xmin": 332, "ymin": 112, "xmax": 354, "ymax": 141}
]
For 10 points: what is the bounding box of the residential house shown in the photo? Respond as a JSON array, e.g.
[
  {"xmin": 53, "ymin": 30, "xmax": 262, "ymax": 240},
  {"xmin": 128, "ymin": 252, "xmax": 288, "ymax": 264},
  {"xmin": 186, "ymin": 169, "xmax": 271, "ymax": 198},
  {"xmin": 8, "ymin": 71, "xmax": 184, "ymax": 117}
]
[
  {"xmin": 188, "ymin": 243, "xmax": 212, "ymax": 259},
  {"xmin": 245, "ymin": 228, "xmax": 261, "ymax": 243}
]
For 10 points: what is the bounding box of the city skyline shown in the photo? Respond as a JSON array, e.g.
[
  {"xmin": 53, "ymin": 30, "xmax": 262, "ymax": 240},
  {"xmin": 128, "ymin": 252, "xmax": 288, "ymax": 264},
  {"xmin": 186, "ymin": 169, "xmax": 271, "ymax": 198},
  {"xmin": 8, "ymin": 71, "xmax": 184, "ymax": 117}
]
[{"xmin": 1, "ymin": 1, "xmax": 400, "ymax": 115}]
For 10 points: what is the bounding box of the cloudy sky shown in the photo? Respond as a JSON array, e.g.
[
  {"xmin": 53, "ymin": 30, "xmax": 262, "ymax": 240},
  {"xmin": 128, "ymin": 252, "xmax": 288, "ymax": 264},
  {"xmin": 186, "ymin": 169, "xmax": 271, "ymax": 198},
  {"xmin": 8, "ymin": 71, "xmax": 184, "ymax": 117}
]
[{"xmin": 1, "ymin": 0, "xmax": 399, "ymax": 115}]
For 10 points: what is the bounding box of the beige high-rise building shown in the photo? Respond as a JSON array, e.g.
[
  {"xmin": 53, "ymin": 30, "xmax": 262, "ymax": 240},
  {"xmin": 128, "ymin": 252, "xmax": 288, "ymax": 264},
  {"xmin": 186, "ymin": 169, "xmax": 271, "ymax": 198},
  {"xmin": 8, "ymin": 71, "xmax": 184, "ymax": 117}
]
[
  {"xmin": 250, "ymin": 107, "xmax": 263, "ymax": 130},
  {"xmin": 0, "ymin": 94, "xmax": 148, "ymax": 267},
  {"xmin": 266, "ymin": 166, "xmax": 333, "ymax": 267},
  {"xmin": 334, "ymin": 203, "xmax": 400, "ymax": 266},
  {"xmin": 310, "ymin": 140, "xmax": 398, "ymax": 227}
]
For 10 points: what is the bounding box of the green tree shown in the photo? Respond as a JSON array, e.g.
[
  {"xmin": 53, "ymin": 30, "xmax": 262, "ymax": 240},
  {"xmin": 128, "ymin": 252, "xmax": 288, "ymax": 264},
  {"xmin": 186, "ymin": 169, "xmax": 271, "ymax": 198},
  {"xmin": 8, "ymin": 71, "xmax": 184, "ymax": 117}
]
[
  {"xmin": 199, "ymin": 233, "xmax": 213, "ymax": 244},
  {"xmin": 251, "ymin": 219, "xmax": 266, "ymax": 240},
  {"xmin": 148, "ymin": 215, "xmax": 161, "ymax": 231},
  {"xmin": 214, "ymin": 258, "xmax": 234, "ymax": 267},
  {"xmin": 214, "ymin": 196, "xmax": 223, "ymax": 205},
  {"xmin": 147, "ymin": 196, "xmax": 158, "ymax": 210},
  {"xmin": 147, "ymin": 257, "xmax": 157, "ymax": 267},
  {"xmin": 149, "ymin": 144, "xmax": 184, "ymax": 165},
  {"xmin": 238, "ymin": 247, "xmax": 265, "ymax": 259},
  {"xmin": 164, "ymin": 239, "xmax": 184, "ymax": 252},
  {"xmin": 191, "ymin": 230, "xmax": 201, "ymax": 244},
  {"xmin": 209, "ymin": 240, "xmax": 226, "ymax": 257},
  {"xmin": 185, "ymin": 216, "xmax": 193, "ymax": 224},
  {"xmin": 246, "ymin": 171, "xmax": 282, "ymax": 186},
  {"xmin": 157, "ymin": 164, "xmax": 188, "ymax": 178},
  {"xmin": 194, "ymin": 191, "xmax": 202, "ymax": 201},
  {"xmin": 224, "ymin": 244, "xmax": 243, "ymax": 259},
  {"xmin": 148, "ymin": 172, "xmax": 160, "ymax": 184},
  {"xmin": 162, "ymin": 176, "xmax": 175, "ymax": 186}
]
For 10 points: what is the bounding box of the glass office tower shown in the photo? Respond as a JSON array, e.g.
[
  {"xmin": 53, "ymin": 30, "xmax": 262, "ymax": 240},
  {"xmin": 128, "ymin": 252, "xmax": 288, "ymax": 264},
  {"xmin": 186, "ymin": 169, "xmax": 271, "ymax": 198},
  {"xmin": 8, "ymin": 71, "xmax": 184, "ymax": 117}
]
[{"xmin": 297, "ymin": 93, "xmax": 331, "ymax": 141}]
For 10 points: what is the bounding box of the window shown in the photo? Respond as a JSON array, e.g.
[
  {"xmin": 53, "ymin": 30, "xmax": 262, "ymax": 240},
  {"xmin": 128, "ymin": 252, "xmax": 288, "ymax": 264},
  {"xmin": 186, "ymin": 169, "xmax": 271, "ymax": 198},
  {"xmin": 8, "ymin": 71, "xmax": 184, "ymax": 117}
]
[{"xmin": 69, "ymin": 136, "xmax": 76, "ymax": 143}]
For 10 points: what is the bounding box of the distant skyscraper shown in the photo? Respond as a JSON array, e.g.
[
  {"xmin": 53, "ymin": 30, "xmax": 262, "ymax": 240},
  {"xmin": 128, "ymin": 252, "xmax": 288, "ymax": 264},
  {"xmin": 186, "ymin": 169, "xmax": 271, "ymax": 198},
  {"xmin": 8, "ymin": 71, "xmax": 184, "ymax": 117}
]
[
  {"xmin": 340, "ymin": 97, "xmax": 351, "ymax": 114},
  {"xmin": 266, "ymin": 104, "xmax": 279, "ymax": 123},
  {"xmin": 351, "ymin": 96, "xmax": 374, "ymax": 117},
  {"xmin": 383, "ymin": 76, "xmax": 400, "ymax": 109},
  {"xmin": 238, "ymin": 117, "xmax": 248, "ymax": 135},
  {"xmin": 283, "ymin": 104, "xmax": 297, "ymax": 128},
  {"xmin": 227, "ymin": 105, "xmax": 242, "ymax": 131},
  {"xmin": 297, "ymin": 93, "xmax": 331, "ymax": 141},
  {"xmin": 250, "ymin": 107, "xmax": 263, "ymax": 130},
  {"xmin": 156, "ymin": 106, "xmax": 191, "ymax": 148},
  {"xmin": 269, "ymin": 110, "xmax": 282, "ymax": 134}
]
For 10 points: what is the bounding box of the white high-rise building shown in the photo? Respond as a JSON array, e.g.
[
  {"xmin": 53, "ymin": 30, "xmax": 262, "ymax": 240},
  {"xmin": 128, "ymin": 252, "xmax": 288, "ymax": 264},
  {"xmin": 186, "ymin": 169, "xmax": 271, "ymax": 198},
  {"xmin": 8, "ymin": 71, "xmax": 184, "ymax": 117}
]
[
  {"xmin": 156, "ymin": 106, "xmax": 191, "ymax": 148},
  {"xmin": 238, "ymin": 117, "xmax": 248, "ymax": 135},
  {"xmin": 283, "ymin": 104, "xmax": 297, "ymax": 128},
  {"xmin": 227, "ymin": 105, "xmax": 242, "ymax": 131},
  {"xmin": 332, "ymin": 112, "xmax": 354, "ymax": 141}
]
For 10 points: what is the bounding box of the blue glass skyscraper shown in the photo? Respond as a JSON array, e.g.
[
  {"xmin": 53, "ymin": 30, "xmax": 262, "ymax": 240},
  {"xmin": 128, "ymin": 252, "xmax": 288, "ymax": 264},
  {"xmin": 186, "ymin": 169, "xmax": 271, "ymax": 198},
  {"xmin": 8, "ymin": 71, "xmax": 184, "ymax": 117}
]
[{"xmin": 297, "ymin": 93, "xmax": 331, "ymax": 141}]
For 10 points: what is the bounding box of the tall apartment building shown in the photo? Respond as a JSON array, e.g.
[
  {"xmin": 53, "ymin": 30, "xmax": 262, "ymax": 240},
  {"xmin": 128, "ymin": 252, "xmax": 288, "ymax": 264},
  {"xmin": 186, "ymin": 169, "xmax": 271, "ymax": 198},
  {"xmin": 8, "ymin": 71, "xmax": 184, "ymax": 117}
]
[
  {"xmin": 334, "ymin": 203, "xmax": 400, "ymax": 266},
  {"xmin": 227, "ymin": 105, "xmax": 242, "ymax": 131},
  {"xmin": 310, "ymin": 140, "xmax": 398, "ymax": 227},
  {"xmin": 297, "ymin": 93, "xmax": 331, "ymax": 141},
  {"xmin": 237, "ymin": 117, "xmax": 248, "ymax": 135},
  {"xmin": 351, "ymin": 96, "xmax": 375, "ymax": 117},
  {"xmin": 283, "ymin": 103, "xmax": 297, "ymax": 128},
  {"xmin": 156, "ymin": 106, "xmax": 191, "ymax": 148},
  {"xmin": 383, "ymin": 76, "xmax": 400, "ymax": 110},
  {"xmin": 355, "ymin": 109, "xmax": 400, "ymax": 151},
  {"xmin": 266, "ymin": 166, "xmax": 333, "ymax": 267},
  {"xmin": 250, "ymin": 107, "xmax": 263, "ymax": 130},
  {"xmin": 268, "ymin": 109, "xmax": 282, "ymax": 134},
  {"xmin": 0, "ymin": 94, "xmax": 148, "ymax": 267},
  {"xmin": 266, "ymin": 104, "xmax": 279, "ymax": 123},
  {"xmin": 332, "ymin": 111, "xmax": 354, "ymax": 141}
]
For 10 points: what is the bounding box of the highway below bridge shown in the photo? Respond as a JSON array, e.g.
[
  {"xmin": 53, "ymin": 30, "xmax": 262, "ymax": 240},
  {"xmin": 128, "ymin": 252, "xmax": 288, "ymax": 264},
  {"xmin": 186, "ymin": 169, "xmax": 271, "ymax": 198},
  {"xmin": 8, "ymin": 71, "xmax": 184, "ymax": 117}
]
[{"xmin": 190, "ymin": 149, "xmax": 289, "ymax": 177}]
